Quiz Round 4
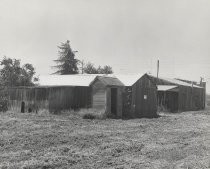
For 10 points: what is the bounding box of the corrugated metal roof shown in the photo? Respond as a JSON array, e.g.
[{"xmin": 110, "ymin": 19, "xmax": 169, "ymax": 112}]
[
  {"xmin": 162, "ymin": 77, "xmax": 202, "ymax": 88},
  {"xmin": 149, "ymin": 74, "xmax": 203, "ymax": 88},
  {"xmin": 37, "ymin": 74, "xmax": 99, "ymax": 86},
  {"xmin": 96, "ymin": 76, "xmax": 124, "ymax": 86},
  {"xmin": 157, "ymin": 85, "xmax": 178, "ymax": 91},
  {"xmin": 114, "ymin": 74, "xmax": 144, "ymax": 86}
]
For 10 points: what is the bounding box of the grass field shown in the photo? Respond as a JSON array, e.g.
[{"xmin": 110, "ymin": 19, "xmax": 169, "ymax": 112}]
[{"xmin": 0, "ymin": 109, "xmax": 210, "ymax": 169}]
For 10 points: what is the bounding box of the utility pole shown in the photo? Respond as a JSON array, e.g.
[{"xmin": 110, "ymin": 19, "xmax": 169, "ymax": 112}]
[
  {"xmin": 157, "ymin": 59, "xmax": 159, "ymax": 79},
  {"xmin": 156, "ymin": 59, "xmax": 160, "ymax": 113},
  {"xmin": 200, "ymin": 77, "xmax": 204, "ymax": 84}
]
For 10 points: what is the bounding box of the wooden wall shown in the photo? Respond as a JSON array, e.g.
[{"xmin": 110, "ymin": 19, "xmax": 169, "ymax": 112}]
[
  {"xmin": 91, "ymin": 79, "xmax": 124, "ymax": 118},
  {"xmin": 48, "ymin": 87, "xmax": 91, "ymax": 112},
  {"xmin": 200, "ymin": 82, "xmax": 206, "ymax": 109},
  {"xmin": 92, "ymin": 80, "xmax": 106, "ymax": 110},
  {"xmin": 148, "ymin": 75, "xmax": 205, "ymax": 112},
  {"xmin": 122, "ymin": 75, "xmax": 157, "ymax": 118},
  {"xmin": 178, "ymin": 86, "xmax": 204, "ymax": 111},
  {"xmin": 6, "ymin": 86, "xmax": 91, "ymax": 113},
  {"xmin": 133, "ymin": 75, "xmax": 157, "ymax": 118},
  {"xmin": 6, "ymin": 87, "xmax": 49, "ymax": 112}
]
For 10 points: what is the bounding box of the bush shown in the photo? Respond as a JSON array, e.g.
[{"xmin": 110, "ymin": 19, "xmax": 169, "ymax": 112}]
[
  {"xmin": 0, "ymin": 96, "xmax": 8, "ymax": 112},
  {"xmin": 83, "ymin": 113, "xmax": 96, "ymax": 119},
  {"xmin": 79, "ymin": 109, "xmax": 107, "ymax": 120}
]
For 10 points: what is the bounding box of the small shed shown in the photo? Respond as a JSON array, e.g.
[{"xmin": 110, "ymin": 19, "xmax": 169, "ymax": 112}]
[
  {"xmin": 148, "ymin": 74, "xmax": 205, "ymax": 112},
  {"xmin": 90, "ymin": 76, "xmax": 124, "ymax": 117},
  {"xmin": 116, "ymin": 73, "xmax": 158, "ymax": 118}
]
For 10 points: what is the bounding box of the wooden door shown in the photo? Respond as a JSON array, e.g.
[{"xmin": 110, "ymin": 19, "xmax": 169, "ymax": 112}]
[{"xmin": 111, "ymin": 88, "xmax": 117, "ymax": 115}]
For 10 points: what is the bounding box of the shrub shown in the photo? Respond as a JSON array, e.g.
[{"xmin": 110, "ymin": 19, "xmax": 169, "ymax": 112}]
[
  {"xmin": 79, "ymin": 109, "xmax": 107, "ymax": 120},
  {"xmin": 0, "ymin": 96, "xmax": 8, "ymax": 112},
  {"xmin": 83, "ymin": 113, "xmax": 96, "ymax": 119}
]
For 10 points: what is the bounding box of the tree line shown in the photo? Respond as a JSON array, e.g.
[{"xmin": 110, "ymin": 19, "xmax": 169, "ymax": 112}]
[
  {"xmin": 52, "ymin": 40, "xmax": 113, "ymax": 75},
  {"xmin": 0, "ymin": 40, "xmax": 113, "ymax": 87}
]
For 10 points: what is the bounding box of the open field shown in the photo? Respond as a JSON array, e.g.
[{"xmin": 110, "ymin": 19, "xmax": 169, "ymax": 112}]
[{"xmin": 0, "ymin": 109, "xmax": 210, "ymax": 169}]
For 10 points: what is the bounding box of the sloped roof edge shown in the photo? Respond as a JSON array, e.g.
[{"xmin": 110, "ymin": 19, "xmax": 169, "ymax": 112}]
[
  {"xmin": 148, "ymin": 74, "xmax": 203, "ymax": 88},
  {"xmin": 90, "ymin": 76, "xmax": 124, "ymax": 86}
]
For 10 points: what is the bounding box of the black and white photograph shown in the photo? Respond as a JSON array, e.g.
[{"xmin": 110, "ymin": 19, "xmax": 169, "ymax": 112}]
[{"xmin": 0, "ymin": 0, "xmax": 209, "ymax": 168}]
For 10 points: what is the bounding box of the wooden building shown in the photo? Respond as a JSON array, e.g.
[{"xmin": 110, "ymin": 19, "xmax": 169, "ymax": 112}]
[
  {"xmin": 116, "ymin": 74, "xmax": 158, "ymax": 118},
  {"xmin": 5, "ymin": 73, "xmax": 204, "ymax": 117},
  {"xmin": 6, "ymin": 74, "xmax": 98, "ymax": 113},
  {"xmin": 90, "ymin": 76, "xmax": 124, "ymax": 117},
  {"xmin": 4, "ymin": 74, "xmax": 159, "ymax": 118},
  {"xmin": 148, "ymin": 74, "xmax": 205, "ymax": 112},
  {"xmin": 7, "ymin": 86, "xmax": 91, "ymax": 113},
  {"xmin": 4, "ymin": 73, "xmax": 165, "ymax": 118}
]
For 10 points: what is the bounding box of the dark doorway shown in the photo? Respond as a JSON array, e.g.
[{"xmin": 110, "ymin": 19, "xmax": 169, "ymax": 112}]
[
  {"xmin": 21, "ymin": 101, "xmax": 25, "ymax": 113},
  {"xmin": 157, "ymin": 91, "xmax": 178, "ymax": 112},
  {"xmin": 111, "ymin": 88, "xmax": 117, "ymax": 115},
  {"xmin": 167, "ymin": 92, "xmax": 178, "ymax": 112}
]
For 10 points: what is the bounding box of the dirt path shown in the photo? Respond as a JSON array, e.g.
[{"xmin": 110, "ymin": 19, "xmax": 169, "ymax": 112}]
[{"xmin": 0, "ymin": 109, "xmax": 209, "ymax": 169}]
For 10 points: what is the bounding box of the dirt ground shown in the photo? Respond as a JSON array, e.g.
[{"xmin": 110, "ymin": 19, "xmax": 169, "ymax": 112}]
[{"xmin": 0, "ymin": 108, "xmax": 209, "ymax": 169}]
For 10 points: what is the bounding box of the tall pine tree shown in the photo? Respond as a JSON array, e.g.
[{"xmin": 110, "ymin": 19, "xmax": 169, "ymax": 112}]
[{"xmin": 53, "ymin": 40, "xmax": 79, "ymax": 74}]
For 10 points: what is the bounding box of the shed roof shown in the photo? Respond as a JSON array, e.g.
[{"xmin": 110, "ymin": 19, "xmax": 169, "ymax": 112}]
[
  {"xmin": 157, "ymin": 85, "xmax": 178, "ymax": 91},
  {"xmin": 149, "ymin": 74, "xmax": 203, "ymax": 88},
  {"xmin": 161, "ymin": 77, "xmax": 202, "ymax": 88},
  {"xmin": 94, "ymin": 76, "xmax": 124, "ymax": 86},
  {"xmin": 37, "ymin": 74, "xmax": 99, "ymax": 86}
]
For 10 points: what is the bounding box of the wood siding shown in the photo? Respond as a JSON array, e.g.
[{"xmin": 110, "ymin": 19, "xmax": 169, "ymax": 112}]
[
  {"xmin": 92, "ymin": 80, "xmax": 106, "ymax": 110},
  {"xmin": 49, "ymin": 86, "xmax": 91, "ymax": 112},
  {"xmin": 5, "ymin": 86, "xmax": 91, "ymax": 112},
  {"xmin": 133, "ymin": 75, "xmax": 157, "ymax": 118},
  {"xmin": 178, "ymin": 86, "xmax": 204, "ymax": 111},
  {"xmin": 91, "ymin": 78, "xmax": 124, "ymax": 118},
  {"xmin": 123, "ymin": 74, "xmax": 157, "ymax": 118},
  {"xmin": 148, "ymin": 75, "xmax": 205, "ymax": 112}
]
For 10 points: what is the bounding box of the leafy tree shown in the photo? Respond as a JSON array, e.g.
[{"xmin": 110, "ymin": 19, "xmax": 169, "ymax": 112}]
[
  {"xmin": 98, "ymin": 65, "xmax": 113, "ymax": 74},
  {"xmin": 97, "ymin": 66, "xmax": 103, "ymax": 74},
  {"xmin": 53, "ymin": 40, "xmax": 79, "ymax": 74},
  {"xmin": 0, "ymin": 57, "xmax": 36, "ymax": 86},
  {"xmin": 20, "ymin": 63, "xmax": 36, "ymax": 86},
  {"xmin": 83, "ymin": 62, "xmax": 98, "ymax": 74},
  {"xmin": 83, "ymin": 62, "xmax": 113, "ymax": 74}
]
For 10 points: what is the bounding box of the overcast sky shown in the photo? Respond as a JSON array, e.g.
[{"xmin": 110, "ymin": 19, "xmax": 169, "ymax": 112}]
[{"xmin": 0, "ymin": 0, "xmax": 210, "ymax": 92}]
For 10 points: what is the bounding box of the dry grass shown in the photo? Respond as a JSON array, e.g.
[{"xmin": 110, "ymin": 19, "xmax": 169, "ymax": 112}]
[
  {"xmin": 0, "ymin": 108, "xmax": 210, "ymax": 169},
  {"xmin": 36, "ymin": 108, "xmax": 107, "ymax": 120}
]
